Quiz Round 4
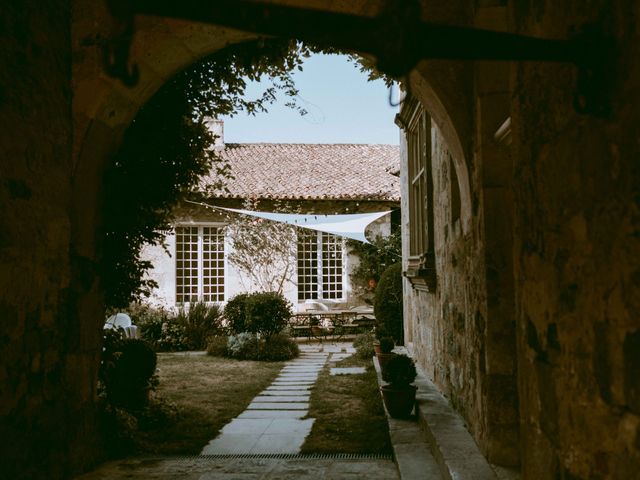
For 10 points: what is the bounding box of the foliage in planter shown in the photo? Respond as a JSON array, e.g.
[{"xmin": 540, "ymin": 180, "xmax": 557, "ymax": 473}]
[
  {"xmin": 224, "ymin": 293, "xmax": 251, "ymax": 334},
  {"xmin": 381, "ymin": 354, "xmax": 417, "ymax": 387},
  {"xmin": 353, "ymin": 332, "xmax": 376, "ymax": 359},
  {"xmin": 347, "ymin": 230, "xmax": 401, "ymax": 304},
  {"xmin": 101, "ymin": 39, "xmax": 314, "ymax": 308},
  {"xmin": 379, "ymin": 336, "xmax": 395, "ymax": 354},
  {"xmin": 101, "ymin": 338, "xmax": 158, "ymax": 410},
  {"xmin": 374, "ymin": 262, "xmax": 404, "ymax": 343}
]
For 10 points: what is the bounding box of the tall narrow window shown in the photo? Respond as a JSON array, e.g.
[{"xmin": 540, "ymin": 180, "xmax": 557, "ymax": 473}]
[
  {"xmin": 396, "ymin": 96, "xmax": 436, "ymax": 291},
  {"xmin": 176, "ymin": 225, "xmax": 225, "ymax": 303},
  {"xmin": 297, "ymin": 230, "xmax": 343, "ymax": 301}
]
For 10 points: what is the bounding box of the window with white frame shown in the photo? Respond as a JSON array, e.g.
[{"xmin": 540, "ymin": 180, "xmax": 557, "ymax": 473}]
[
  {"xmin": 175, "ymin": 225, "xmax": 225, "ymax": 303},
  {"xmin": 297, "ymin": 230, "xmax": 343, "ymax": 301}
]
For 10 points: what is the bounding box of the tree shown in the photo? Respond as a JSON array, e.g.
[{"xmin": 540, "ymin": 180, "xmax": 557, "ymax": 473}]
[
  {"xmin": 224, "ymin": 199, "xmax": 298, "ymax": 294},
  {"xmin": 101, "ymin": 39, "xmax": 312, "ymax": 308}
]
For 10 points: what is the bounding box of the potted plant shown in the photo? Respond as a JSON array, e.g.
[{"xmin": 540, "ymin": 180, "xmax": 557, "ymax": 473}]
[
  {"xmin": 373, "ymin": 339, "xmax": 381, "ymax": 355},
  {"xmin": 381, "ymin": 354, "xmax": 417, "ymax": 418},
  {"xmin": 377, "ymin": 336, "xmax": 396, "ymax": 371}
]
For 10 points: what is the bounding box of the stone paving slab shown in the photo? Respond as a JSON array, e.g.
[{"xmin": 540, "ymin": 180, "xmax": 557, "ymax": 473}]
[
  {"xmin": 261, "ymin": 389, "xmax": 311, "ymax": 396},
  {"xmin": 264, "ymin": 418, "xmax": 315, "ymax": 434},
  {"xmin": 249, "ymin": 434, "xmax": 308, "ymax": 454},
  {"xmin": 330, "ymin": 367, "xmax": 366, "ymax": 375},
  {"xmin": 265, "ymin": 385, "xmax": 313, "ymax": 391},
  {"xmin": 221, "ymin": 418, "xmax": 273, "ymax": 434},
  {"xmin": 253, "ymin": 395, "xmax": 310, "ymax": 403},
  {"xmin": 329, "ymin": 353, "xmax": 353, "ymax": 362},
  {"xmin": 272, "ymin": 381, "xmax": 315, "ymax": 385},
  {"xmin": 238, "ymin": 410, "xmax": 307, "ymax": 419},
  {"xmin": 247, "ymin": 402, "xmax": 309, "ymax": 410},
  {"xmin": 201, "ymin": 433, "xmax": 260, "ymax": 454}
]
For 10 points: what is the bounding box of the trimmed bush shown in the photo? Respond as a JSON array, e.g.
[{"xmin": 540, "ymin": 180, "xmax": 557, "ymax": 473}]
[
  {"xmin": 224, "ymin": 293, "xmax": 251, "ymax": 334},
  {"xmin": 244, "ymin": 291, "xmax": 293, "ymax": 338},
  {"xmin": 207, "ymin": 335, "xmax": 229, "ymax": 357},
  {"xmin": 103, "ymin": 338, "xmax": 157, "ymax": 409},
  {"xmin": 353, "ymin": 332, "xmax": 376, "ymax": 359},
  {"xmin": 259, "ymin": 333, "xmax": 299, "ymax": 361},
  {"xmin": 381, "ymin": 354, "xmax": 417, "ymax": 386},
  {"xmin": 227, "ymin": 332, "xmax": 260, "ymax": 360},
  {"xmin": 374, "ymin": 263, "xmax": 404, "ymax": 344}
]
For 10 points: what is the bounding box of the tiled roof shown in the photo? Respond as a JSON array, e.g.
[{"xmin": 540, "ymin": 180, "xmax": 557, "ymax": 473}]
[{"xmin": 200, "ymin": 143, "xmax": 400, "ymax": 201}]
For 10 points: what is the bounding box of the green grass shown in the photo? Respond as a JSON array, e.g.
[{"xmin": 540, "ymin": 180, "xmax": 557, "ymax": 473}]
[
  {"xmin": 134, "ymin": 354, "xmax": 283, "ymax": 454},
  {"xmin": 301, "ymin": 355, "xmax": 392, "ymax": 454}
]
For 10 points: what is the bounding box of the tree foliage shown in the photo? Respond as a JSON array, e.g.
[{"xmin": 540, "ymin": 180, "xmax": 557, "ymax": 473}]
[
  {"xmin": 374, "ymin": 262, "xmax": 404, "ymax": 343},
  {"xmin": 347, "ymin": 229, "xmax": 402, "ymax": 304},
  {"xmin": 224, "ymin": 199, "xmax": 298, "ymax": 294},
  {"xmin": 101, "ymin": 39, "xmax": 313, "ymax": 308}
]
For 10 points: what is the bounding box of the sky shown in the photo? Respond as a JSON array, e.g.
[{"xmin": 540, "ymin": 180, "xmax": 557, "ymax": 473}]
[{"xmin": 220, "ymin": 54, "xmax": 400, "ymax": 145}]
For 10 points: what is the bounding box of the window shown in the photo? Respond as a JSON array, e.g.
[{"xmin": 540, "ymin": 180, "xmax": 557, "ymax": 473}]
[
  {"xmin": 175, "ymin": 225, "xmax": 225, "ymax": 303},
  {"xmin": 396, "ymin": 96, "xmax": 436, "ymax": 291},
  {"xmin": 297, "ymin": 230, "xmax": 344, "ymax": 301}
]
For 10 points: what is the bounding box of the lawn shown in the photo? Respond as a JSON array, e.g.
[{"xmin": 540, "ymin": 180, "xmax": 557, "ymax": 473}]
[
  {"xmin": 134, "ymin": 354, "xmax": 283, "ymax": 454},
  {"xmin": 301, "ymin": 354, "xmax": 392, "ymax": 454}
]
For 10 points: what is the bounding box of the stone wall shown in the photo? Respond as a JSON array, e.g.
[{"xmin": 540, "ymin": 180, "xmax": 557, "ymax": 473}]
[
  {"xmin": 0, "ymin": 1, "xmax": 103, "ymax": 478},
  {"xmin": 511, "ymin": 1, "xmax": 640, "ymax": 478},
  {"xmin": 402, "ymin": 122, "xmax": 510, "ymax": 463}
]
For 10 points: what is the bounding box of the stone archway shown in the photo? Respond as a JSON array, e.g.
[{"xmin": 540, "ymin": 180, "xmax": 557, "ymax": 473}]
[{"xmin": 59, "ymin": 0, "xmax": 521, "ymax": 476}]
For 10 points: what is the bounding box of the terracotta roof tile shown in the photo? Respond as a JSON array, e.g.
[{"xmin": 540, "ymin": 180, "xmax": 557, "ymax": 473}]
[{"xmin": 200, "ymin": 143, "xmax": 400, "ymax": 201}]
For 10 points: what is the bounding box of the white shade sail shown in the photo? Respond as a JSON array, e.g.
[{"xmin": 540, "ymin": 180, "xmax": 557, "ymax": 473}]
[{"xmin": 187, "ymin": 201, "xmax": 391, "ymax": 244}]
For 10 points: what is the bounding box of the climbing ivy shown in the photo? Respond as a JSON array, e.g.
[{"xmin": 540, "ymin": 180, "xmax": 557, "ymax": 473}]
[
  {"xmin": 347, "ymin": 229, "xmax": 402, "ymax": 304},
  {"xmin": 101, "ymin": 39, "xmax": 314, "ymax": 308}
]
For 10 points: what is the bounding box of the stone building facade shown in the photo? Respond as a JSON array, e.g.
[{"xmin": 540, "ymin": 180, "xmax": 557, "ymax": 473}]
[{"xmin": 1, "ymin": 1, "xmax": 638, "ymax": 479}]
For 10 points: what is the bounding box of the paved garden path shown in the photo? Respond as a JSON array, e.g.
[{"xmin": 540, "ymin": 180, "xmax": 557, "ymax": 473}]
[{"xmin": 200, "ymin": 342, "xmax": 355, "ymax": 455}]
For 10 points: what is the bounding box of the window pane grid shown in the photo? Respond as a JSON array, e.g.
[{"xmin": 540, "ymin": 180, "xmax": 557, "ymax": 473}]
[
  {"xmin": 297, "ymin": 230, "xmax": 318, "ymax": 300},
  {"xmin": 297, "ymin": 230, "xmax": 343, "ymax": 301},
  {"xmin": 176, "ymin": 225, "xmax": 224, "ymax": 304}
]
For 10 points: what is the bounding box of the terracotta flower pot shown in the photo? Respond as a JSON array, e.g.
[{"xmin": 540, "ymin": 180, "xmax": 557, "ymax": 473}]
[
  {"xmin": 374, "ymin": 343, "xmax": 382, "ymax": 355},
  {"xmin": 381, "ymin": 384, "xmax": 417, "ymax": 418}
]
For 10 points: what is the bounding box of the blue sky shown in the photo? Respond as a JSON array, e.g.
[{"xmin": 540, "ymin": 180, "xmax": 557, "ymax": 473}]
[{"xmin": 221, "ymin": 54, "xmax": 400, "ymax": 145}]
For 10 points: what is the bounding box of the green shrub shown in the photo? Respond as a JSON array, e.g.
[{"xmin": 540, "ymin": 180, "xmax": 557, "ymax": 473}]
[
  {"xmin": 381, "ymin": 354, "xmax": 417, "ymax": 386},
  {"xmin": 353, "ymin": 332, "xmax": 376, "ymax": 359},
  {"xmin": 224, "ymin": 293, "xmax": 251, "ymax": 334},
  {"xmin": 177, "ymin": 301, "xmax": 225, "ymax": 350},
  {"xmin": 227, "ymin": 332, "xmax": 260, "ymax": 360},
  {"xmin": 244, "ymin": 291, "xmax": 293, "ymax": 337},
  {"xmin": 207, "ymin": 335, "xmax": 229, "ymax": 357},
  {"xmin": 379, "ymin": 336, "xmax": 395, "ymax": 353},
  {"xmin": 136, "ymin": 397, "xmax": 179, "ymax": 431},
  {"xmin": 103, "ymin": 338, "xmax": 158, "ymax": 409},
  {"xmin": 129, "ymin": 304, "xmax": 187, "ymax": 351},
  {"xmin": 259, "ymin": 333, "xmax": 299, "ymax": 361},
  {"xmin": 374, "ymin": 263, "xmax": 404, "ymax": 344}
]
